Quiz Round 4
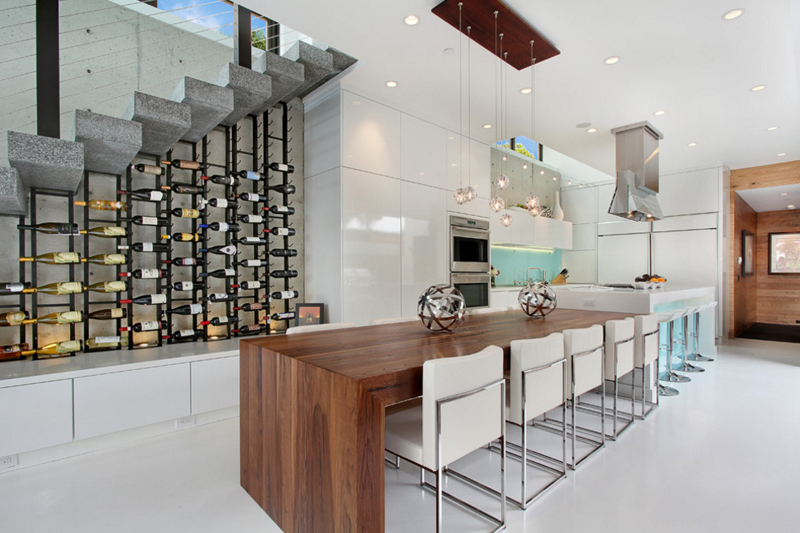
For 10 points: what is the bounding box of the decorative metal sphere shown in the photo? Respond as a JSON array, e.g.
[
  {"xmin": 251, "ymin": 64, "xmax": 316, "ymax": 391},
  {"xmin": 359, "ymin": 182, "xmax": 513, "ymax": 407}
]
[
  {"xmin": 518, "ymin": 282, "xmax": 557, "ymax": 318},
  {"xmin": 417, "ymin": 284, "xmax": 466, "ymax": 333},
  {"xmin": 453, "ymin": 188, "xmax": 467, "ymax": 205},
  {"xmin": 489, "ymin": 196, "xmax": 506, "ymax": 212},
  {"xmin": 493, "ymin": 174, "xmax": 509, "ymax": 189},
  {"xmin": 500, "ymin": 213, "xmax": 513, "ymax": 227}
]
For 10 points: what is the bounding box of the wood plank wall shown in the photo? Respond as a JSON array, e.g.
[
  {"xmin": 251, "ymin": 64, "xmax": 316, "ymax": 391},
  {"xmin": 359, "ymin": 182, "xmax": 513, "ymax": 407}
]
[
  {"xmin": 755, "ymin": 210, "xmax": 800, "ymax": 325},
  {"xmin": 729, "ymin": 160, "xmax": 800, "ymax": 335},
  {"xmin": 732, "ymin": 194, "xmax": 757, "ymax": 336}
]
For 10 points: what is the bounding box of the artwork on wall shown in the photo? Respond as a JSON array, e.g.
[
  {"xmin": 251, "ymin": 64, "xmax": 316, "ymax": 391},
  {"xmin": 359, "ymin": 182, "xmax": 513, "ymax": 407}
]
[
  {"xmin": 768, "ymin": 232, "xmax": 800, "ymax": 275},
  {"xmin": 295, "ymin": 303, "xmax": 324, "ymax": 326},
  {"xmin": 742, "ymin": 230, "xmax": 755, "ymax": 277}
]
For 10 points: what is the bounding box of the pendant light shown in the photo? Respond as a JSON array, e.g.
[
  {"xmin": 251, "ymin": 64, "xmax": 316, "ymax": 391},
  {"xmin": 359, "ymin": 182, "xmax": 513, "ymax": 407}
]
[
  {"xmin": 526, "ymin": 41, "xmax": 540, "ymax": 217},
  {"xmin": 498, "ymin": 31, "xmax": 512, "ymax": 227},
  {"xmin": 453, "ymin": 3, "xmax": 467, "ymax": 205},
  {"xmin": 464, "ymin": 25, "xmax": 477, "ymax": 202}
]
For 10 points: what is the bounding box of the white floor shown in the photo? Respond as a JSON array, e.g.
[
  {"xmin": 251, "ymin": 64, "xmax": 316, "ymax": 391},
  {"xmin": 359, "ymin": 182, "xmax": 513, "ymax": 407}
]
[{"xmin": 2, "ymin": 338, "xmax": 799, "ymax": 532}]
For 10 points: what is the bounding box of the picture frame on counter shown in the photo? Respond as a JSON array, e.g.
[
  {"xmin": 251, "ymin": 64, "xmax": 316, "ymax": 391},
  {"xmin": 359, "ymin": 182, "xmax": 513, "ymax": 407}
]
[
  {"xmin": 742, "ymin": 230, "xmax": 755, "ymax": 277},
  {"xmin": 768, "ymin": 232, "xmax": 800, "ymax": 275},
  {"xmin": 295, "ymin": 303, "xmax": 324, "ymax": 326}
]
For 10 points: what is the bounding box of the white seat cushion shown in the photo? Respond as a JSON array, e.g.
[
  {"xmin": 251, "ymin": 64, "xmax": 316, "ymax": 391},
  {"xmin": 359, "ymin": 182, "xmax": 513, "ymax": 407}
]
[
  {"xmin": 385, "ymin": 399, "xmax": 424, "ymax": 467},
  {"xmin": 604, "ymin": 318, "xmax": 635, "ymax": 379}
]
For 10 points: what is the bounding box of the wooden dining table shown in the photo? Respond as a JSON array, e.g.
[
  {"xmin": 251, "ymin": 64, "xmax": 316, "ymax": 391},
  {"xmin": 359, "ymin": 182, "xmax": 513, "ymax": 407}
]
[{"xmin": 239, "ymin": 308, "xmax": 636, "ymax": 532}]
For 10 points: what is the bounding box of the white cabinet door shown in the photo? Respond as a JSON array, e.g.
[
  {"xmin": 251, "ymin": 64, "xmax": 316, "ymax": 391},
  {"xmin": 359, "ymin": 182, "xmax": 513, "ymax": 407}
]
[
  {"xmin": 402, "ymin": 115, "xmax": 446, "ymax": 188},
  {"xmin": 658, "ymin": 168, "xmax": 720, "ymax": 216},
  {"xmin": 562, "ymin": 250, "xmax": 598, "ymax": 284},
  {"xmin": 596, "ymin": 183, "xmax": 618, "ymax": 223},
  {"xmin": 342, "ymin": 93, "xmax": 401, "ymax": 178},
  {"xmin": 490, "ymin": 290, "xmax": 509, "ymax": 309},
  {"xmin": 74, "ymin": 364, "xmax": 191, "ymax": 440},
  {"xmin": 490, "ymin": 214, "xmax": 515, "ymax": 244},
  {"xmin": 533, "ymin": 218, "xmax": 573, "ymax": 249},
  {"xmin": 515, "ymin": 210, "xmax": 535, "ymax": 245},
  {"xmin": 0, "ymin": 380, "xmax": 73, "ymax": 456},
  {"xmin": 572, "ymin": 223, "xmax": 597, "ymax": 251},
  {"xmin": 401, "ymin": 182, "xmax": 448, "ymax": 317},
  {"xmin": 652, "ymin": 229, "xmax": 718, "ymax": 289},
  {"xmin": 597, "ymin": 233, "xmax": 650, "ymax": 285},
  {"xmin": 561, "ymin": 186, "xmax": 597, "ymax": 224},
  {"xmin": 191, "ymin": 356, "xmax": 239, "ymax": 414},
  {"xmin": 342, "ymin": 168, "xmax": 402, "ymax": 325},
  {"xmin": 598, "ymin": 220, "xmax": 651, "ymax": 235},
  {"xmin": 304, "ymin": 89, "xmax": 341, "ymax": 178},
  {"xmin": 447, "ymin": 133, "xmax": 491, "ymax": 198}
]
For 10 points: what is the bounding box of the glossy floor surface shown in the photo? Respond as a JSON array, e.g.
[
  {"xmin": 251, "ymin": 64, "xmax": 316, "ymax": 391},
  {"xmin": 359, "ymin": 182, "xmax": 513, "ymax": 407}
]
[{"xmin": 1, "ymin": 339, "xmax": 799, "ymax": 532}]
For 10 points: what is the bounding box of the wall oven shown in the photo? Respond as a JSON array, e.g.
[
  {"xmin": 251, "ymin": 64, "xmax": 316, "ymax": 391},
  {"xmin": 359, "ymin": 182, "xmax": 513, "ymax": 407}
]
[
  {"xmin": 450, "ymin": 216, "xmax": 490, "ymax": 273},
  {"xmin": 451, "ymin": 272, "xmax": 491, "ymax": 309}
]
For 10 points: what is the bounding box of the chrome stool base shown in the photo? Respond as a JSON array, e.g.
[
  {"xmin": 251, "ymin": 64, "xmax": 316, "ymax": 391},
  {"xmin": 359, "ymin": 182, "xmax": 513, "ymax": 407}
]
[
  {"xmin": 672, "ymin": 361, "xmax": 705, "ymax": 373},
  {"xmin": 659, "ymin": 370, "xmax": 691, "ymax": 383},
  {"xmin": 686, "ymin": 353, "xmax": 715, "ymax": 363},
  {"xmin": 658, "ymin": 384, "xmax": 679, "ymax": 396}
]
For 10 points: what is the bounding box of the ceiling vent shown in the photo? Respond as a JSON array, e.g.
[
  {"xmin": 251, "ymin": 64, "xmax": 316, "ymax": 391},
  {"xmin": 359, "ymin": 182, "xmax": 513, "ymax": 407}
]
[{"xmin": 608, "ymin": 121, "xmax": 664, "ymax": 222}]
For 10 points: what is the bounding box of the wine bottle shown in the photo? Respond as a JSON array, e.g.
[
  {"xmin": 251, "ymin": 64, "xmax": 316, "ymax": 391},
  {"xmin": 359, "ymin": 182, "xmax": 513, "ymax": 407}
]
[
  {"xmin": 118, "ymin": 189, "xmax": 166, "ymax": 202},
  {"xmin": 264, "ymin": 226, "xmax": 295, "ymax": 236},
  {"xmin": 166, "ymin": 303, "xmax": 204, "ymax": 315},
  {"xmin": 268, "ymin": 162, "xmax": 294, "ymax": 173},
  {"xmin": 131, "ymin": 163, "xmax": 165, "ymax": 175},
  {"xmin": 201, "ymin": 315, "xmax": 240, "ymax": 326},
  {"xmin": 19, "ymin": 252, "xmax": 81, "ymax": 265},
  {"xmin": 198, "ymin": 245, "xmax": 237, "ymax": 256},
  {"xmin": 237, "ymin": 170, "xmax": 264, "ymax": 181},
  {"xmin": 231, "ymin": 280, "xmax": 268, "ymax": 290},
  {"xmin": 164, "ymin": 257, "xmax": 205, "ymax": 267},
  {"xmin": 21, "ymin": 340, "xmax": 83, "ymax": 358},
  {"xmin": 87, "ymin": 308, "xmax": 127, "ymax": 320},
  {"xmin": 199, "ymin": 222, "xmax": 240, "ymax": 232},
  {"xmin": 270, "ymin": 311, "xmax": 296, "ymax": 321},
  {"xmin": 85, "ymin": 336, "xmax": 128, "ymax": 350},
  {"xmin": 233, "ymin": 323, "xmax": 267, "ymax": 335},
  {"xmin": 121, "ymin": 216, "xmax": 170, "ymax": 227},
  {"xmin": 203, "ymin": 175, "xmax": 239, "ymax": 186},
  {"xmin": 0, "ymin": 311, "xmax": 28, "ymax": 327},
  {"xmin": 164, "ymin": 232, "xmax": 201, "ymax": 242},
  {"xmin": 162, "ymin": 182, "xmax": 203, "ymax": 195},
  {"xmin": 170, "ymin": 281, "xmax": 203, "ymax": 291},
  {"xmin": 85, "ymin": 253, "xmax": 127, "ymax": 265},
  {"xmin": 238, "ymin": 214, "xmax": 264, "ymax": 224},
  {"xmin": 238, "ymin": 192, "xmax": 266, "ymax": 202},
  {"xmin": 199, "ymin": 268, "xmax": 237, "ymax": 279},
  {"xmin": 0, "ymin": 343, "xmax": 29, "ymax": 361},
  {"xmin": 234, "ymin": 302, "xmax": 265, "ymax": 312},
  {"xmin": 272, "ymin": 290, "xmax": 299, "ymax": 300},
  {"xmin": 207, "ymin": 292, "xmax": 237, "ymax": 303},
  {"xmin": 270, "ymin": 248, "xmax": 298, "ymax": 257},
  {"xmin": 26, "ymin": 311, "xmax": 84, "ymax": 325},
  {"xmin": 80, "ymin": 226, "xmax": 127, "ymax": 238},
  {"xmin": 162, "ymin": 159, "xmax": 205, "ymax": 170},
  {"xmin": 170, "ymin": 329, "xmax": 203, "ymax": 341},
  {"xmin": 169, "ymin": 208, "xmax": 200, "ymax": 218},
  {"xmin": 0, "ymin": 282, "xmax": 31, "ymax": 295},
  {"xmin": 119, "ymin": 269, "xmax": 167, "ymax": 279},
  {"xmin": 17, "ymin": 222, "xmax": 79, "ymax": 235},
  {"xmin": 208, "ymin": 198, "xmax": 238, "ymax": 209},
  {"xmin": 271, "ymin": 270, "xmax": 298, "ymax": 279},
  {"xmin": 118, "ymin": 242, "xmax": 169, "ymax": 253},
  {"xmin": 86, "ymin": 281, "xmax": 127, "ymax": 293},
  {"xmin": 74, "ymin": 199, "xmax": 128, "ymax": 211},
  {"xmin": 120, "ymin": 294, "xmax": 167, "ymax": 306},
  {"xmin": 263, "ymin": 205, "xmax": 295, "ymax": 215},
  {"xmin": 120, "ymin": 320, "xmax": 167, "ymax": 333},
  {"xmin": 22, "ymin": 282, "xmax": 84, "ymax": 295},
  {"xmin": 266, "ymin": 184, "xmax": 296, "ymax": 194},
  {"xmin": 237, "ymin": 236, "xmax": 267, "ymax": 245},
  {"xmin": 236, "ymin": 259, "xmax": 268, "ymax": 268}
]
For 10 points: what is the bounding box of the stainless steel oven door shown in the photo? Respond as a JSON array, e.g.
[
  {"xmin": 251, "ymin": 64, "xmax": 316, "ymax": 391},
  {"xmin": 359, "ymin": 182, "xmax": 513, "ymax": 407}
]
[
  {"xmin": 450, "ymin": 226, "xmax": 490, "ymax": 273},
  {"xmin": 451, "ymin": 272, "xmax": 491, "ymax": 309}
]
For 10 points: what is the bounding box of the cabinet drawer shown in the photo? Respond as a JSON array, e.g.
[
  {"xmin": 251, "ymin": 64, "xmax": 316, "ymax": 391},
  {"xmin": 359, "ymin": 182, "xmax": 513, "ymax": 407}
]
[
  {"xmin": 0, "ymin": 380, "xmax": 73, "ymax": 456},
  {"xmin": 191, "ymin": 357, "xmax": 239, "ymax": 414}
]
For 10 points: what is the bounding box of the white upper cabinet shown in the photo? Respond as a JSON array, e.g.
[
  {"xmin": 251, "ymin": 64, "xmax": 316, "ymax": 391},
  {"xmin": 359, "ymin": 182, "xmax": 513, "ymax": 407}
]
[
  {"xmin": 658, "ymin": 167, "xmax": 720, "ymax": 216},
  {"xmin": 571, "ymin": 223, "xmax": 597, "ymax": 251},
  {"xmin": 652, "ymin": 229, "xmax": 718, "ymax": 289},
  {"xmin": 597, "ymin": 233, "xmax": 650, "ymax": 285},
  {"xmin": 304, "ymin": 89, "xmax": 341, "ymax": 178},
  {"xmin": 446, "ymin": 132, "xmax": 491, "ymax": 197},
  {"xmin": 595, "ymin": 183, "xmax": 618, "ymax": 223},
  {"xmin": 401, "ymin": 115, "xmax": 447, "ymax": 189},
  {"xmin": 489, "ymin": 208, "xmax": 572, "ymax": 249},
  {"xmin": 342, "ymin": 93, "xmax": 401, "ymax": 178},
  {"xmin": 561, "ymin": 186, "xmax": 598, "ymax": 224},
  {"xmin": 534, "ymin": 217, "xmax": 573, "ymax": 249}
]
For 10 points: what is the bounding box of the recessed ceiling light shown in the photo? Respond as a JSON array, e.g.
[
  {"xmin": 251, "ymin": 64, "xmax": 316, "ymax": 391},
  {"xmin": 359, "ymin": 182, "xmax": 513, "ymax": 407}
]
[
  {"xmin": 523, "ymin": 164, "xmax": 528, "ymax": 169},
  {"xmin": 386, "ymin": 80, "xmax": 398, "ymax": 88},
  {"xmin": 788, "ymin": 205, "xmax": 796, "ymax": 209},
  {"xmin": 780, "ymin": 192, "xmax": 790, "ymax": 196},
  {"xmin": 605, "ymin": 56, "xmax": 620, "ymax": 65},
  {"xmin": 587, "ymin": 128, "xmax": 597, "ymax": 133},
  {"xmin": 520, "ymin": 87, "xmax": 532, "ymax": 94},
  {"xmin": 750, "ymin": 85, "xmax": 767, "ymax": 91},
  {"xmin": 404, "ymin": 15, "xmax": 419, "ymax": 25},
  {"xmin": 443, "ymin": 48, "xmax": 455, "ymax": 56},
  {"xmin": 352, "ymin": 100, "xmax": 361, "ymax": 105},
  {"xmin": 777, "ymin": 153, "xmax": 787, "ymax": 156},
  {"xmin": 553, "ymin": 176, "xmax": 558, "ymax": 181},
  {"xmin": 722, "ymin": 8, "xmax": 745, "ymax": 20},
  {"xmin": 540, "ymin": 170, "xmax": 545, "ymax": 175},
  {"xmin": 451, "ymin": 163, "xmax": 457, "ymax": 167},
  {"xmin": 688, "ymin": 142, "xmax": 698, "ymax": 147},
  {"xmin": 483, "ymin": 124, "xmax": 492, "ymax": 129},
  {"xmin": 502, "ymin": 156, "xmax": 507, "ymax": 161},
  {"xmin": 654, "ymin": 110, "xmax": 666, "ymax": 116},
  {"xmin": 568, "ymin": 180, "xmax": 572, "ymax": 185},
  {"xmin": 767, "ymin": 126, "xmax": 778, "ymax": 131},
  {"xmin": 576, "ymin": 122, "xmax": 592, "ymax": 128}
]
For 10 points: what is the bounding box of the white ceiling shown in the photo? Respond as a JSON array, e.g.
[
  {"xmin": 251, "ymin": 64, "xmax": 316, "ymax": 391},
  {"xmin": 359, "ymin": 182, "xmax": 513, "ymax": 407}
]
[
  {"xmin": 243, "ymin": 0, "xmax": 800, "ymax": 177},
  {"xmin": 737, "ymin": 183, "xmax": 800, "ymax": 212}
]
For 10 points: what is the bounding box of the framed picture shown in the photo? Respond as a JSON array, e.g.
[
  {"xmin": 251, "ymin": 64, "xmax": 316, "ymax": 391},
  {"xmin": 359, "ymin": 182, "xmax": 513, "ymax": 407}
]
[
  {"xmin": 768, "ymin": 232, "xmax": 800, "ymax": 275},
  {"xmin": 742, "ymin": 230, "xmax": 755, "ymax": 277},
  {"xmin": 295, "ymin": 303, "xmax": 325, "ymax": 326}
]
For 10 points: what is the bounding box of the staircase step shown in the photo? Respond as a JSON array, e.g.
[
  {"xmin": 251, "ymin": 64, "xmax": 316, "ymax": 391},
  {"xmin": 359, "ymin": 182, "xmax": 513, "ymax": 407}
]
[
  {"xmin": 171, "ymin": 77, "xmax": 235, "ymax": 143},
  {"xmin": 0, "ymin": 166, "xmax": 27, "ymax": 216},
  {"xmin": 312, "ymin": 47, "xmax": 358, "ymax": 90},
  {"xmin": 252, "ymin": 51, "xmax": 305, "ymax": 112},
  {"xmin": 282, "ymin": 42, "xmax": 334, "ymax": 100},
  {"xmin": 7, "ymin": 131, "xmax": 84, "ymax": 192},
  {"xmin": 73, "ymin": 110, "xmax": 142, "ymax": 176},
  {"xmin": 213, "ymin": 63, "xmax": 272, "ymax": 126},
  {"xmin": 122, "ymin": 92, "xmax": 192, "ymax": 156}
]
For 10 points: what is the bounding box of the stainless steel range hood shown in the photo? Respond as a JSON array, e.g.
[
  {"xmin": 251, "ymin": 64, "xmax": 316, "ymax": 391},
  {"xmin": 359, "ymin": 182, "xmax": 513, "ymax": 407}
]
[{"xmin": 608, "ymin": 121, "xmax": 664, "ymax": 222}]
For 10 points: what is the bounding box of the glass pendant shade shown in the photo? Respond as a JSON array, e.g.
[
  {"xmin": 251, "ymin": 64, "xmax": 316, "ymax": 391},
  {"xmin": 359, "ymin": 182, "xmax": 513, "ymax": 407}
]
[
  {"xmin": 493, "ymin": 174, "xmax": 509, "ymax": 190},
  {"xmin": 465, "ymin": 186, "xmax": 477, "ymax": 201},
  {"xmin": 489, "ymin": 196, "xmax": 506, "ymax": 212},
  {"xmin": 529, "ymin": 205, "xmax": 541, "ymax": 217},
  {"xmin": 525, "ymin": 195, "xmax": 540, "ymax": 209},
  {"xmin": 500, "ymin": 213, "xmax": 513, "ymax": 227},
  {"xmin": 453, "ymin": 188, "xmax": 467, "ymax": 205}
]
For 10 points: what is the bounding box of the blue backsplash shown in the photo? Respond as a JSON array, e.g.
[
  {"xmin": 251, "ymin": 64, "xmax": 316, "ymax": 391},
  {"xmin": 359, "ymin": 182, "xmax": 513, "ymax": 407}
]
[{"xmin": 491, "ymin": 246, "xmax": 563, "ymax": 285}]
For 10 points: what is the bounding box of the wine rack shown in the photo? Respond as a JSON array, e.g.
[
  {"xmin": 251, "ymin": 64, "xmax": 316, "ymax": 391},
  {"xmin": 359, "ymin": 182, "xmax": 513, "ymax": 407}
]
[{"xmin": 4, "ymin": 102, "xmax": 300, "ymax": 360}]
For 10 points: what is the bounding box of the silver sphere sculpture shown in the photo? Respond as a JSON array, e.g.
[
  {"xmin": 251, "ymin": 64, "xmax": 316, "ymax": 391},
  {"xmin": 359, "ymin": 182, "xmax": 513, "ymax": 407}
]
[
  {"xmin": 417, "ymin": 284, "xmax": 466, "ymax": 333},
  {"xmin": 518, "ymin": 282, "xmax": 557, "ymax": 318}
]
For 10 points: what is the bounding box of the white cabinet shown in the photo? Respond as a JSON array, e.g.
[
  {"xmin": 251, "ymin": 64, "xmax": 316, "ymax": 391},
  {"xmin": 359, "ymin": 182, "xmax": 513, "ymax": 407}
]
[
  {"xmin": 490, "ymin": 289, "xmax": 517, "ymax": 309},
  {"xmin": 401, "ymin": 115, "xmax": 447, "ymax": 188},
  {"xmin": 596, "ymin": 183, "xmax": 618, "ymax": 223},
  {"xmin": 572, "ymin": 224, "xmax": 597, "ymax": 251},
  {"xmin": 597, "ymin": 233, "xmax": 650, "ymax": 285},
  {"xmin": 652, "ymin": 229, "xmax": 718, "ymax": 289},
  {"xmin": 401, "ymin": 182, "xmax": 448, "ymax": 317},
  {"xmin": 534, "ymin": 217, "xmax": 573, "ymax": 249},
  {"xmin": 74, "ymin": 364, "xmax": 190, "ymax": 440},
  {"xmin": 652, "ymin": 213, "xmax": 717, "ymax": 232},
  {"xmin": 304, "ymin": 89, "xmax": 341, "ymax": 178},
  {"xmin": 561, "ymin": 186, "xmax": 597, "ymax": 224},
  {"xmin": 562, "ymin": 250, "xmax": 598, "ymax": 284},
  {"xmin": 489, "ymin": 209, "xmax": 573, "ymax": 250},
  {"xmin": 446, "ymin": 132, "xmax": 491, "ymax": 197},
  {"xmin": 0, "ymin": 380, "xmax": 73, "ymax": 457},
  {"xmin": 658, "ymin": 168, "xmax": 720, "ymax": 216},
  {"xmin": 342, "ymin": 92, "xmax": 401, "ymax": 178},
  {"xmin": 598, "ymin": 220, "xmax": 651, "ymax": 235},
  {"xmin": 305, "ymin": 169, "xmax": 343, "ymax": 322},
  {"xmin": 191, "ymin": 356, "xmax": 239, "ymax": 414}
]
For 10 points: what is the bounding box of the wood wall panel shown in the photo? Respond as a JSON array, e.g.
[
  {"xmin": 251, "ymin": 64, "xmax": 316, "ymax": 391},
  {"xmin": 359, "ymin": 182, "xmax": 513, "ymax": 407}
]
[
  {"xmin": 731, "ymin": 195, "xmax": 757, "ymax": 337},
  {"xmin": 755, "ymin": 210, "xmax": 800, "ymax": 325},
  {"xmin": 731, "ymin": 161, "xmax": 800, "ymax": 192}
]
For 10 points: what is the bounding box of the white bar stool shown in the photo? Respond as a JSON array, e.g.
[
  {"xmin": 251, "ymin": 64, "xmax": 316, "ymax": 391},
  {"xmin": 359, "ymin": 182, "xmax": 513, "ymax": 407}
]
[
  {"xmin": 384, "ymin": 346, "xmax": 506, "ymax": 533},
  {"xmin": 634, "ymin": 314, "xmax": 662, "ymax": 417},
  {"xmin": 602, "ymin": 318, "xmax": 636, "ymax": 439},
  {"xmin": 686, "ymin": 302, "xmax": 716, "ymax": 363},
  {"xmin": 657, "ymin": 310, "xmax": 691, "ymax": 386},
  {"xmin": 671, "ymin": 306, "xmax": 704, "ymax": 373},
  {"xmin": 285, "ymin": 322, "xmax": 357, "ymax": 334}
]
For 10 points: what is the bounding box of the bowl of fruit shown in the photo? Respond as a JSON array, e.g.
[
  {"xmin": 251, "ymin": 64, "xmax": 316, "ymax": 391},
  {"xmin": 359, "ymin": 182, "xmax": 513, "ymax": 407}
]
[{"xmin": 634, "ymin": 274, "xmax": 667, "ymax": 289}]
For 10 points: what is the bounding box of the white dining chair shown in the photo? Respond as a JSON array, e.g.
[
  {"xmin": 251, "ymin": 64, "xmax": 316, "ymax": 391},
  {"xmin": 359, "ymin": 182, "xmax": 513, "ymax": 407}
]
[
  {"xmin": 285, "ymin": 322, "xmax": 357, "ymax": 335},
  {"xmin": 369, "ymin": 316, "xmax": 418, "ymax": 325}
]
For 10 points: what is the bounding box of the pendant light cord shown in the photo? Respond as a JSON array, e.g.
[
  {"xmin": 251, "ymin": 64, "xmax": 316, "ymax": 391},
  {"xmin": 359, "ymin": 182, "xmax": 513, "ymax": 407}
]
[
  {"xmin": 458, "ymin": 3, "xmax": 463, "ymax": 191},
  {"xmin": 467, "ymin": 25, "xmax": 471, "ymax": 190}
]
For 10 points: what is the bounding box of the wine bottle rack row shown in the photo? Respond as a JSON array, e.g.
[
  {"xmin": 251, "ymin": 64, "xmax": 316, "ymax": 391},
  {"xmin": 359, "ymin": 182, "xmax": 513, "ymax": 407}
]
[{"xmin": 2, "ymin": 103, "xmax": 298, "ymax": 360}]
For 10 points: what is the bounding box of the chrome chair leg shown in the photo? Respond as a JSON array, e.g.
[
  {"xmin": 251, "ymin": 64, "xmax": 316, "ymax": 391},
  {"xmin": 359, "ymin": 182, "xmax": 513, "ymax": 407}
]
[
  {"xmin": 686, "ymin": 311, "xmax": 715, "ymax": 362},
  {"xmin": 672, "ymin": 314, "xmax": 704, "ymax": 373},
  {"xmin": 660, "ymin": 321, "xmax": 691, "ymax": 384}
]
